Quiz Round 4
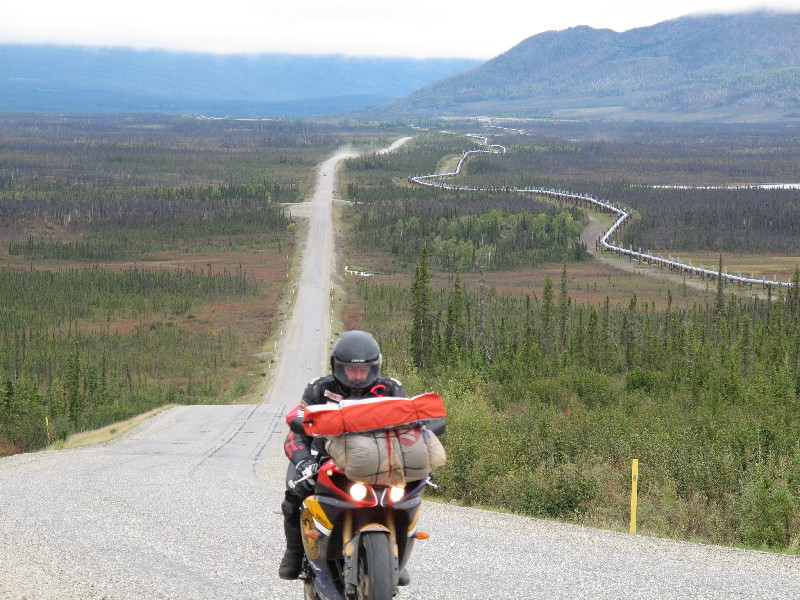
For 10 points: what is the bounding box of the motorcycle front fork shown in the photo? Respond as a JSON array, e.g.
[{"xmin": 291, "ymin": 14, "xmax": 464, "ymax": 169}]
[{"xmin": 342, "ymin": 510, "xmax": 399, "ymax": 597}]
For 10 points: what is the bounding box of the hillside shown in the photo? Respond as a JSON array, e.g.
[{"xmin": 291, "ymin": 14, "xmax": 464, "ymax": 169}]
[
  {"xmin": 0, "ymin": 45, "xmax": 479, "ymax": 117},
  {"xmin": 376, "ymin": 10, "xmax": 800, "ymax": 122}
]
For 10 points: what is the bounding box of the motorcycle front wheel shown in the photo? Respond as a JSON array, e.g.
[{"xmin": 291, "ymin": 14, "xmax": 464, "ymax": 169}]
[{"xmin": 355, "ymin": 532, "xmax": 394, "ymax": 600}]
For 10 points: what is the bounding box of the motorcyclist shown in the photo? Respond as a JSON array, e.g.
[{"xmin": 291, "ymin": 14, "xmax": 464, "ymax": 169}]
[{"xmin": 279, "ymin": 330, "xmax": 409, "ymax": 582}]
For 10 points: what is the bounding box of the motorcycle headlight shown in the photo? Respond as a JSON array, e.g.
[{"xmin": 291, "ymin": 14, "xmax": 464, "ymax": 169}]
[
  {"xmin": 350, "ymin": 483, "xmax": 369, "ymax": 501},
  {"xmin": 389, "ymin": 487, "xmax": 405, "ymax": 502}
]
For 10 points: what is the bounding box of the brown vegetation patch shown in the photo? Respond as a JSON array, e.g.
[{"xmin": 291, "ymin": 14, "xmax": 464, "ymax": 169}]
[
  {"xmin": 51, "ymin": 405, "xmax": 177, "ymax": 450},
  {"xmin": 343, "ymin": 245, "xmax": 717, "ymax": 311},
  {"xmin": 659, "ymin": 250, "xmax": 800, "ymax": 284},
  {"xmin": 0, "ymin": 434, "xmax": 20, "ymax": 456}
]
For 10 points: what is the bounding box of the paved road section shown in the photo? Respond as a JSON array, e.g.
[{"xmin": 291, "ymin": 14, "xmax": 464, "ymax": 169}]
[
  {"xmin": 265, "ymin": 150, "xmax": 358, "ymax": 405},
  {"xmin": 2, "ymin": 144, "xmax": 800, "ymax": 599},
  {"xmin": 0, "ymin": 404, "xmax": 293, "ymax": 599}
]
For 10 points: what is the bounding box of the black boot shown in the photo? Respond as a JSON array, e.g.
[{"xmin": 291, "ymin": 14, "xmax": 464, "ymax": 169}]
[{"xmin": 279, "ymin": 500, "xmax": 305, "ymax": 580}]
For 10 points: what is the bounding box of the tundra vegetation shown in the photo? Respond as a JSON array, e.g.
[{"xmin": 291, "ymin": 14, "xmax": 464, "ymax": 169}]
[
  {"xmin": 339, "ymin": 121, "xmax": 800, "ymax": 552},
  {"xmin": 0, "ymin": 113, "xmax": 400, "ymax": 454}
]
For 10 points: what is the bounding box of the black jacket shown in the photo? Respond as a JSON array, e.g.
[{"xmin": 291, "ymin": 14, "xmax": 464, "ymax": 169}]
[{"xmin": 284, "ymin": 374, "xmax": 406, "ymax": 466}]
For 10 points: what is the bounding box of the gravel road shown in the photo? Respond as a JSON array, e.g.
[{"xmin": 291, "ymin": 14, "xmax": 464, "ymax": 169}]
[{"xmin": 2, "ymin": 145, "xmax": 799, "ymax": 600}]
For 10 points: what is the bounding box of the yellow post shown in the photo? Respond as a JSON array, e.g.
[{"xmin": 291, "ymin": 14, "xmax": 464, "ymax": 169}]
[{"xmin": 629, "ymin": 459, "xmax": 639, "ymax": 534}]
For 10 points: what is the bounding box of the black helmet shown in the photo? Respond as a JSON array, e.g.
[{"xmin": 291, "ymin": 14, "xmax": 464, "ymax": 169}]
[{"xmin": 331, "ymin": 330, "xmax": 382, "ymax": 396}]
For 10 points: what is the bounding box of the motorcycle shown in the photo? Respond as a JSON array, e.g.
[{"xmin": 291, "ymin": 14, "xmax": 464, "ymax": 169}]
[{"xmin": 287, "ymin": 417, "xmax": 441, "ymax": 600}]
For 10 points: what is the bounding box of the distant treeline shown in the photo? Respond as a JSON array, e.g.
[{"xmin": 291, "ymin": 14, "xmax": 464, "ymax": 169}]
[
  {"xmin": 476, "ymin": 120, "xmax": 800, "ymax": 187},
  {"xmin": 0, "ymin": 112, "xmax": 404, "ymax": 193},
  {"xmin": 0, "ymin": 182, "xmax": 301, "ymax": 210},
  {"xmin": 7, "ymin": 207, "xmax": 291, "ymax": 261},
  {"xmin": 611, "ymin": 187, "xmax": 800, "ymax": 254},
  {"xmin": 343, "ymin": 134, "xmax": 480, "ymax": 187},
  {"xmin": 346, "ymin": 191, "xmax": 587, "ymax": 270}
]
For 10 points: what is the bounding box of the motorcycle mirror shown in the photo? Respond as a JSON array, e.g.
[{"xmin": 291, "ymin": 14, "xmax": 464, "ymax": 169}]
[
  {"xmin": 289, "ymin": 416, "xmax": 306, "ymax": 435},
  {"xmin": 427, "ymin": 418, "xmax": 446, "ymax": 437}
]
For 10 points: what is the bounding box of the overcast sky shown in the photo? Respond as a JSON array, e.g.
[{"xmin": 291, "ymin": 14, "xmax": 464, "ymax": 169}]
[{"xmin": 2, "ymin": 1, "xmax": 799, "ymax": 59}]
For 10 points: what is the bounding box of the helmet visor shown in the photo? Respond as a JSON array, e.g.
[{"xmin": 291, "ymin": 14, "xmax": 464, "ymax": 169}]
[{"xmin": 333, "ymin": 357, "xmax": 381, "ymax": 394}]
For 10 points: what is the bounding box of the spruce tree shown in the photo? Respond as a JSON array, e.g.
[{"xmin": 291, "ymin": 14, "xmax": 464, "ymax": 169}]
[
  {"xmin": 714, "ymin": 254, "xmax": 725, "ymax": 320},
  {"xmin": 558, "ymin": 261, "xmax": 569, "ymax": 355},
  {"xmin": 541, "ymin": 274, "xmax": 554, "ymax": 362},
  {"xmin": 788, "ymin": 267, "xmax": 800, "ymax": 319},
  {"xmin": 445, "ymin": 273, "xmax": 467, "ymax": 362},
  {"xmin": 0, "ymin": 371, "xmax": 8, "ymax": 426},
  {"xmin": 410, "ymin": 244, "xmax": 431, "ymax": 370},
  {"xmin": 66, "ymin": 340, "xmax": 81, "ymax": 425}
]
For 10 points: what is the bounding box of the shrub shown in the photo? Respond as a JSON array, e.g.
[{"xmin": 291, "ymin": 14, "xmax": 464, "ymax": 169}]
[
  {"xmin": 525, "ymin": 462, "xmax": 601, "ymax": 518},
  {"xmin": 561, "ymin": 368, "xmax": 614, "ymax": 408},
  {"xmin": 625, "ymin": 367, "xmax": 666, "ymax": 394},
  {"xmin": 734, "ymin": 457, "xmax": 800, "ymax": 549}
]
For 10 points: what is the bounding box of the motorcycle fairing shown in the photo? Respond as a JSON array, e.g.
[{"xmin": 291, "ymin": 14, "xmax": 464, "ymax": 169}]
[
  {"xmin": 303, "ymin": 496, "xmax": 335, "ymax": 536},
  {"xmin": 302, "ymin": 555, "xmax": 344, "ymax": 600},
  {"xmin": 300, "ymin": 496, "xmax": 352, "ymax": 600}
]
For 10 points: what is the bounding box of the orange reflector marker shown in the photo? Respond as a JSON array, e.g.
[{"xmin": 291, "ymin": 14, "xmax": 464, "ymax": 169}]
[
  {"xmin": 304, "ymin": 529, "xmax": 321, "ymax": 539},
  {"xmin": 414, "ymin": 532, "xmax": 430, "ymax": 540}
]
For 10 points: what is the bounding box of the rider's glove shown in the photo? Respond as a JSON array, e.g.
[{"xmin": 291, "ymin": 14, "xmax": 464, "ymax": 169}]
[
  {"xmin": 296, "ymin": 458, "xmax": 319, "ymax": 479},
  {"xmin": 290, "ymin": 459, "xmax": 318, "ymax": 496}
]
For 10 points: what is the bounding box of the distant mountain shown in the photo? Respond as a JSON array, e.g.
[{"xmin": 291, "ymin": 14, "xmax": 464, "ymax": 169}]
[
  {"xmin": 0, "ymin": 45, "xmax": 480, "ymax": 116},
  {"xmin": 376, "ymin": 10, "xmax": 800, "ymax": 122}
]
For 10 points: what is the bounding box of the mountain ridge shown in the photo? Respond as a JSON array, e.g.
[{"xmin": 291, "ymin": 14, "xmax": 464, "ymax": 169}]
[
  {"xmin": 375, "ymin": 10, "xmax": 800, "ymax": 121},
  {"xmin": 4, "ymin": 10, "xmax": 799, "ymax": 121},
  {"xmin": 0, "ymin": 44, "xmax": 480, "ymax": 116}
]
